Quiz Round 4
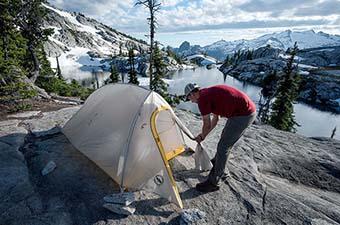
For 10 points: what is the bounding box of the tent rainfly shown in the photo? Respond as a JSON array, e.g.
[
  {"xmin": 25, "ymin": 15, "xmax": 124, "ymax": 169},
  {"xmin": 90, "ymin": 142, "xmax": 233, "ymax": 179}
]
[{"xmin": 62, "ymin": 84, "xmax": 196, "ymax": 208}]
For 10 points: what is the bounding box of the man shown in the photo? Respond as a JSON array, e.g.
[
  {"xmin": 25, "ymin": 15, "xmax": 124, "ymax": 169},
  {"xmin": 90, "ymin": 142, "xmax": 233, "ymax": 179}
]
[{"xmin": 184, "ymin": 83, "xmax": 256, "ymax": 192}]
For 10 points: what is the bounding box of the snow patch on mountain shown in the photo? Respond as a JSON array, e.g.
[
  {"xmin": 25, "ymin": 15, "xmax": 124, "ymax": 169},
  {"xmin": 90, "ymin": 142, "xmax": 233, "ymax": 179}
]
[
  {"xmin": 176, "ymin": 30, "xmax": 340, "ymax": 61},
  {"xmin": 185, "ymin": 54, "xmax": 217, "ymax": 65},
  {"xmin": 43, "ymin": 4, "xmax": 100, "ymax": 35},
  {"xmin": 48, "ymin": 47, "xmax": 111, "ymax": 81},
  {"xmin": 42, "ymin": 3, "xmax": 151, "ymax": 83}
]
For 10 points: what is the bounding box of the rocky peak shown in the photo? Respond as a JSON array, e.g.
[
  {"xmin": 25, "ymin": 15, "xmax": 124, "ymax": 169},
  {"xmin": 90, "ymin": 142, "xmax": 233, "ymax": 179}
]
[
  {"xmin": 42, "ymin": 3, "xmax": 149, "ymax": 58},
  {"xmin": 179, "ymin": 41, "xmax": 191, "ymax": 52}
]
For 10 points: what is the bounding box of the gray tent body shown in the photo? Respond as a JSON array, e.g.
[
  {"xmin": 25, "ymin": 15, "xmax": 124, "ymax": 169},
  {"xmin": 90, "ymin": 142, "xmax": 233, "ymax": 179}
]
[{"xmin": 62, "ymin": 84, "xmax": 196, "ymax": 208}]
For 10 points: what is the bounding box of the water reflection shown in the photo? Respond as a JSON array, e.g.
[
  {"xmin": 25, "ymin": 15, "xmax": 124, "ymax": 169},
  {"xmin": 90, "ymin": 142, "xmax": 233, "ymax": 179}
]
[
  {"xmin": 167, "ymin": 67, "xmax": 340, "ymax": 140},
  {"xmin": 76, "ymin": 66, "xmax": 339, "ymax": 139}
]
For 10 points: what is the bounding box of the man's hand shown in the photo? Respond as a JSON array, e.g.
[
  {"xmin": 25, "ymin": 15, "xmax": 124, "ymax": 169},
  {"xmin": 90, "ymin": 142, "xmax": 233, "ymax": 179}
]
[{"xmin": 194, "ymin": 134, "xmax": 204, "ymax": 143}]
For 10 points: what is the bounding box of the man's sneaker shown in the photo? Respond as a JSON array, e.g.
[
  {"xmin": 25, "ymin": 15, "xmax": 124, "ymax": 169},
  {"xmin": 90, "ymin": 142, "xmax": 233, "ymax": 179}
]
[{"xmin": 195, "ymin": 180, "xmax": 220, "ymax": 192}]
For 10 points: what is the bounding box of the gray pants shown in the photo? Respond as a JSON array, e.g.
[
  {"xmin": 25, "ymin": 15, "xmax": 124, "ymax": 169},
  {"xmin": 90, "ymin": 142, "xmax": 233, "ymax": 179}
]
[{"xmin": 208, "ymin": 112, "xmax": 256, "ymax": 185}]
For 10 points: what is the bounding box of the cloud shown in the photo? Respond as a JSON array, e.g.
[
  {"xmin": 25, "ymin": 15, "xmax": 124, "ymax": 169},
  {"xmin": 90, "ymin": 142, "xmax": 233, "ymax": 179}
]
[
  {"xmin": 334, "ymin": 17, "xmax": 340, "ymax": 25},
  {"xmin": 238, "ymin": 0, "xmax": 318, "ymax": 12},
  {"xmin": 160, "ymin": 18, "xmax": 331, "ymax": 32},
  {"xmin": 294, "ymin": 0, "xmax": 340, "ymax": 16},
  {"xmin": 49, "ymin": 0, "xmax": 134, "ymax": 16},
  {"xmin": 238, "ymin": 0, "xmax": 340, "ymax": 18},
  {"xmin": 47, "ymin": 0, "xmax": 340, "ymax": 34},
  {"xmin": 161, "ymin": 0, "xmax": 183, "ymax": 7}
]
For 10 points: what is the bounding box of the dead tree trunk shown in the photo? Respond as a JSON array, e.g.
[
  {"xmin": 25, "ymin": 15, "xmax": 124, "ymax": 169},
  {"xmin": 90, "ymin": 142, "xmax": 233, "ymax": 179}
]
[
  {"xmin": 135, "ymin": 0, "xmax": 161, "ymax": 90},
  {"xmin": 149, "ymin": 8, "xmax": 154, "ymax": 89},
  {"xmin": 331, "ymin": 127, "xmax": 337, "ymax": 139},
  {"xmin": 56, "ymin": 55, "xmax": 62, "ymax": 78}
]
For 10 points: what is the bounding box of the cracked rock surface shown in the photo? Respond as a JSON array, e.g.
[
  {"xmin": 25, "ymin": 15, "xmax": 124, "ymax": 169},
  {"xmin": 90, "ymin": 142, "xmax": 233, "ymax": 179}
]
[{"xmin": 1, "ymin": 106, "xmax": 340, "ymax": 225}]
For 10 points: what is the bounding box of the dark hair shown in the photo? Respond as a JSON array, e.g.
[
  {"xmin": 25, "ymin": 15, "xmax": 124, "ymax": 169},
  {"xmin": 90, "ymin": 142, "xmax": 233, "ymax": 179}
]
[
  {"xmin": 192, "ymin": 88, "xmax": 199, "ymax": 93},
  {"xmin": 186, "ymin": 88, "xmax": 199, "ymax": 101}
]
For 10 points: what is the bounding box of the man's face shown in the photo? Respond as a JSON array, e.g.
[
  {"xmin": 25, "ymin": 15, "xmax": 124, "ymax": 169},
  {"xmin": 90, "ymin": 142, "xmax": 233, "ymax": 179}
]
[{"xmin": 188, "ymin": 91, "xmax": 198, "ymax": 103}]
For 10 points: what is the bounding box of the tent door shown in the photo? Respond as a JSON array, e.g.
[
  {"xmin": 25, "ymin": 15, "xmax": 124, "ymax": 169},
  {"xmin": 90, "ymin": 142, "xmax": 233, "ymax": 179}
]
[{"xmin": 150, "ymin": 105, "xmax": 184, "ymax": 208}]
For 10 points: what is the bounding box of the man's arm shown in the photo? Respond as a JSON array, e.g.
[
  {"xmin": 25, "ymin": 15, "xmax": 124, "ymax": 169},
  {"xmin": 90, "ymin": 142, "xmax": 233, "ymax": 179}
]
[
  {"xmin": 195, "ymin": 114, "xmax": 219, "ymax": 142},
  {"xmin": 201, "ymin": 114, "xmax": 211, "ymax": 139},
  {"xmin": 210, "ymin": 113, "xmax": 219, "ymax": 132}
]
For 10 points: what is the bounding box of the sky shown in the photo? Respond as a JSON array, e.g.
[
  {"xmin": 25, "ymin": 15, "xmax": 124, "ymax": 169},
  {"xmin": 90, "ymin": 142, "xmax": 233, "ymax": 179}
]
[{"xmin": 48, "ymin": 0, "xmax": 340, "ymax": 47}]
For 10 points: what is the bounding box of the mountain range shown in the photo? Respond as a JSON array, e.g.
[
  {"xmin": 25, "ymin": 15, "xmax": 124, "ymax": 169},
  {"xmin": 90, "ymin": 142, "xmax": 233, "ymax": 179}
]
[
  {"xmin": 42, "ymin": 2, "xmax": 340, "ymax": 90},
  {"xmin": 175, "ymin": 30, "xmax": 340, "ymax": 61}
]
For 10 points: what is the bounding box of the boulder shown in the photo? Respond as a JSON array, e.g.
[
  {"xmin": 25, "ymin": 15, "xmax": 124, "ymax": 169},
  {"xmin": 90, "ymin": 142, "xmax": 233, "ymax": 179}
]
[{"xmin": 180, "ymin": 208, "xmax": 206, "ymax": 225}]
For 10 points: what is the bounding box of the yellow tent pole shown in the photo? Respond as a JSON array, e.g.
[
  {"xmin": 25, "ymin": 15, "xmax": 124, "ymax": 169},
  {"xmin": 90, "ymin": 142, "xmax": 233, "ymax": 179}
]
[
  {"xmin": 150, "ymin": 106, "xmax": 183, "ymax": 208},
  {"xmin": 165, "ymin": 146, "xmax": 185, "ymax": 161}
]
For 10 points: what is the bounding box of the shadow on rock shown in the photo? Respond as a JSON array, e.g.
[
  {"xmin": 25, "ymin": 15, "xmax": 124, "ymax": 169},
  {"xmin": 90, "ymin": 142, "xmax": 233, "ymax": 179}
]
[
  {"xmin": 134, "ymin": 197, "xmax": 173, "ymax": 218},
  {"xmin": 180, "ymin": 187, "xmax": 209, "ymax": 200},
  {"xmin": 1, "ymin": 129, "xmax": 129, "ymax": 225},
  {"xmin": 159, "ymin": 215, "xmax": 181, "ymax": 225},
  {"xmin": 174, "ymin": 169, "xmax": 206, "ymax": 181}
]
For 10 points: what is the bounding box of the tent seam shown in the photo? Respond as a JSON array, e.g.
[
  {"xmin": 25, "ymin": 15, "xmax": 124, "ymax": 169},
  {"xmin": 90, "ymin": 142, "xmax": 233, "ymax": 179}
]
[{"xmin": 119, "ymin": 90, "xmax": 153, "ymax": 190}]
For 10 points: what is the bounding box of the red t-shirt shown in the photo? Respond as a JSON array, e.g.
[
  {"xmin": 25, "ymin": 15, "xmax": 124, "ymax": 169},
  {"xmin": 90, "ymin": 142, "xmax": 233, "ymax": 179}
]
[{"xmin": 197, "ymin": 85, "xmax": 256, "ymax": 118}]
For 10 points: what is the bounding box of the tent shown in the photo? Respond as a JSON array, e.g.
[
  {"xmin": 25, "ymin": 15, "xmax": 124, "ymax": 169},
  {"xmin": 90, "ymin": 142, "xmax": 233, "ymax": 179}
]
[{"xmin": 62, "ymin": 83, "xmax": 196, "ymax": 208}]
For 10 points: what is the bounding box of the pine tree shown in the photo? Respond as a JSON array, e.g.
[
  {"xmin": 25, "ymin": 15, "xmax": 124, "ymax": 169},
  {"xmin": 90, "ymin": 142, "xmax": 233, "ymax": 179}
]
[
  {"xmin": 246, "ymin": 49, "xmax": 253, "ymax": 60},
  {"xmin": 269, "ymin": 42, "xmax": 301, "ymax": 132},
  {"xmin": 0, "ymin": 0, "xmax": 19, "ymax": 61},
  {"xmin": 17, "ymin": 0, "xmax": 53, "ymax": 83},
  {"xmin": 223, "ymin": 55, "xmax": 230, "ymax": 65},
  {"xmin": 1, "ymin": 0, "xmax": 94, "ymax": 105},
  {"xmin": 257, "ymin": 71, "xmax": 278, "ymax": 123},
  {"xmin": 233, "ymin": 49, "xmax": 242, "ymax": 65},
  {"xmin": 128, "ymin": 48, "xmax": 139, "ymax": 85},
  {"xmin": 105, "ymin": 64, "xmax": 120, "ymax": 84},
  {"xmin": 0, "ymin": 0, "xmax": 35, "ymax": 97},
  {"xmin": 150, "ymin": 43, "xmax": 168, "ymax": 97}
]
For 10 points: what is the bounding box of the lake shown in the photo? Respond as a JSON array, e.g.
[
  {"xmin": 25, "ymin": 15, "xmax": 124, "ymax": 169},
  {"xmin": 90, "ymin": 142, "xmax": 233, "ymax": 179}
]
[{"xmin": 77, "ymin": 67, "xmax": 340, "ymax": 139}]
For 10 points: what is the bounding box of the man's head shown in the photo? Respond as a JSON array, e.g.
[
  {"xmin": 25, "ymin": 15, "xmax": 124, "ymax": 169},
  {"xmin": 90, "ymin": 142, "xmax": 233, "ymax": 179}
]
[{"xmin": 184, "ymin": 83, "xmax": 200, "ymax": 103}]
